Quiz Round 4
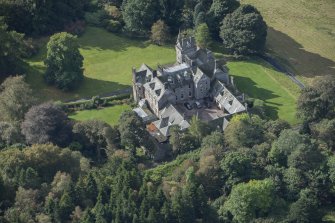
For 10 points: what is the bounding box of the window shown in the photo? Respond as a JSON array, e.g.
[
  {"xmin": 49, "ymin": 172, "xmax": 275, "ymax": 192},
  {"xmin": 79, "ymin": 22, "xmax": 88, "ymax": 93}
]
[
  {"xmin": 176, "ymin": 96, "xmax": 178, "ymax": 101},
  {"xmin": 189, "ymin": 91, "xmax": 192, "ymax": 97},
  {"xmin": 181, "ymin": 94, "xmax": 184, "ymax": 99},
  {"xmin": 189, "ymin": 84, "xmax": 191, "ymax": 88}
]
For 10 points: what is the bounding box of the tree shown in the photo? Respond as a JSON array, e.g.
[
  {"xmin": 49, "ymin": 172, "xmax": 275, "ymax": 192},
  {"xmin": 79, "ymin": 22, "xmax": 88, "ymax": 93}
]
[
  {"xmin": 0, "ymin": 144, "xmax": 85, "ymax": 185},
  {"xmin": 0, "ymin": 19, "xmax": 26, "ymax": 77},
  {"xmin": 220, "ymin": 5, "xmax": 267, "ymax": 55},
  {"xmin": 170, "ymin": 126, "xmax": 198, "ymax": 155},
  {"xmin": 269, "ymin": 129, "xmax": 309, "ymax": 167},
  {"xmin": 0, "ymin": 122, "xmax": 24, "ymax": 147},
  {"xmin": 224, "ymin": 114, "xmax": 265, "ymax": 149},
  {"xmin": 122, "ymin": 0, "xmax": 159, "ymax": 35},
  {"xmin": 159, "ymin": 0, "xmax": 184, "ymax": 33},
  {"xmin": 220, "ymin": 149, "xmax": 252, "ymax": 188},
  {"xmin": 59, "ymin": 192, "xmax": 75, "ymax": 221},
  {"xmin": 0, "ymin": 0, "xmax": 86, "ymax": 35},
  {"xmin": 21, "ymin": 103, "xmax": 72, "ymax": 147},
  {"xmin": 151, "ymin": 20, "xmax": 170, "ymax": 45},
  {"xmin": 189, "ymin": 115, "xmax": 210, "ymax": 144},
  {"xmin": 44, "ymin": 32, "xmax": 84, "ymax": 91},
  {"xmin": 207, "ymin": 0, "xmax": 240, "ymax": 39},
  {"xmin": 0, "ymin": 76, "xmax": 36, "ymax": 123},
  {"xmin": 313, "ymin": 118, "xmax": 335, "ymax": 150},
  {"xmin": 4, "ymin": 187, "xmax": 40, "ymax": 223},
  {"xmin": 287, "ymin": 189, "xmax": 321, "ymax": 222},
  {"xmin": 73, "ymin": 120, "xmax": 119, "ymax": 163},
  {"xmin": 195, "ymin": 23, "xmax": 211, "ymax": 49},
  {"xmin": 118, "ymin": 111, "xmax": 149, "ymax": 153},
  {"xmin": 194, "ymin": 12, "xmax": 206, "ymax": 27},
  {"xmin": 223, "ymin": 179, "xmax": 275, "ymax": 223},
  {"xmin": 297, "ymin": 76, "xmax": 335, "ymax": 122}
]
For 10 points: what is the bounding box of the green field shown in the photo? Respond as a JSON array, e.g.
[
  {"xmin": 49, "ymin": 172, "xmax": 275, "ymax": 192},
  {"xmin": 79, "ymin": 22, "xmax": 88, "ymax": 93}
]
[
  {"xmin": 242, "ymin": 0, "xmax": 335, "ymax": 85},
  {"xmin": 26, "ymin": 26, "xmax": 175, "ymax": 101},
  {"xmin": 69, "ymin": 104, "xmax": 131, "ymax": 126},
  {"xmin": 26, "ymin": 26, "xmax": 301, "ymax": 124},
  {"xmin": 227, "ymin": 59, "xmax": 300, "ymax": 124}
]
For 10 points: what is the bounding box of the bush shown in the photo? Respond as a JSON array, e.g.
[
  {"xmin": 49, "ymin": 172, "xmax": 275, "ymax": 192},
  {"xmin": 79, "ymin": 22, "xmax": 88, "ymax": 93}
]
[
  {"xmin": 85, "ymin": 10, "xmax": 108, "ymax": 27},
  {"xmin": 104, "ymin": 4, "xmax": 122, "ymax": 21},
  {"xmin": 104, "ymin": 19, "xmax": 122, "ymax": 33}
]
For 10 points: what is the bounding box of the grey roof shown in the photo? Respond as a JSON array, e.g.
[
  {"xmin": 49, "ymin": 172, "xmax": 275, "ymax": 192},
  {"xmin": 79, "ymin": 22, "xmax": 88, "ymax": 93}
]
[
  {"xmin": 212, "ymin": 81, "xmax": 246, "ymax": 115},
  {"xmin": 135, "ymin": 64, "xmax": 154, "ymax": 84},
  {"xmin": 153, "ymin": 104, "xmax": 190, "ymax": 137},
  {"xmin": 193, "ymin": 67, "xmax": 209, "ymax": 84},
  {"xmin": 157, "ymin": 64, "xmax": 193, "ymax": 90},
  {"xmin": 186, "ymin": 49, "xmax": 215, "ymax": 77}
]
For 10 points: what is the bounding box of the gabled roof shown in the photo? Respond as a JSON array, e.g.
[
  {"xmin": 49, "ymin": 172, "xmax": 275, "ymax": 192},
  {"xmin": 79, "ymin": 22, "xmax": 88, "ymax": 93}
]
[
  {"xmin": 152, "ymin": 104, "xmax": 190, "ymax": 137},
  {"xmin": 212, "ymin": 81, "xmax": 246, "ymax": 115}
]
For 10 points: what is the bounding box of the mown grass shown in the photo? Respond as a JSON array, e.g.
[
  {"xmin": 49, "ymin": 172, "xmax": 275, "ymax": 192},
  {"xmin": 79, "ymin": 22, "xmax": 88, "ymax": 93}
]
[
  {"xmin": 227, "ymin": 59, "xmax": 300, "ymax": 125},
  {"xmin": 25, "ymin": 27, "xmax": 301, "ymax": 124},
  {"xmin": 242, "ymin": 0, "xmax": 335, "ymax": 85},
  {"xmin": 69, "ymin": 104, "xmax": 131, "ymax": 126},
  {"xmin": 26, "ymin": 26, "xmax": 175, "ymax": 101}
]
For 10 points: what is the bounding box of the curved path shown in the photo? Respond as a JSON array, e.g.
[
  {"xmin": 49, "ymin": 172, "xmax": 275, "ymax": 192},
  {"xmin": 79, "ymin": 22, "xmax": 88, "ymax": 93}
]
[{"xmin": 258, "ymin": 54, "xmax": 305, "ymax": 89}]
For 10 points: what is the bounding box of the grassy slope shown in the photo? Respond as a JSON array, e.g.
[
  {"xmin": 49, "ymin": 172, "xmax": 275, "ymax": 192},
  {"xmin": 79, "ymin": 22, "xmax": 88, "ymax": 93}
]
[
  {"xmin": 26, "ymin": 27, "xmax": 175, "ymax": 101},
  {"xmin": 26, "ymin": 26, "xmax": 300, "ymax": 124},
  {"xmin": 242, "ymin": 0, "xmax": 335, "ymax": 85},
  {"xmin": 69, "ymin": 104, "xmax": 131, "ymax": 126},
  {"xmin": 227, "ymin": 59, "xmax": 300, "ymax": 125}
]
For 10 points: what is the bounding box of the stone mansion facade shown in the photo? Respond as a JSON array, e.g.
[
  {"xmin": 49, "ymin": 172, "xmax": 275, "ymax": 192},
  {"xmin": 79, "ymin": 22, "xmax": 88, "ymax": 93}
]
[{"xmin": 132, "ymin": 34, "xmax": 246, "ymax": 138}]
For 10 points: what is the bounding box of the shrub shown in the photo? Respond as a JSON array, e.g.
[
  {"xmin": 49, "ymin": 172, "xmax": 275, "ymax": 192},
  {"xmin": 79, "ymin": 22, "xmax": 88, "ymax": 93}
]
[
  {"xmin": 104, "ymin": 19, "xmax": 122, "ymax": 33},
  {"xmin": 85, "ymin": 10, "xmax": 108, "ymax": 27},
  {"xmin": 104, "ymin": 4, "xmax": 122, "ymax": 21},
  {"xmin": 150, "ymin": 20, "xmax": 170, "ymax": 45}
]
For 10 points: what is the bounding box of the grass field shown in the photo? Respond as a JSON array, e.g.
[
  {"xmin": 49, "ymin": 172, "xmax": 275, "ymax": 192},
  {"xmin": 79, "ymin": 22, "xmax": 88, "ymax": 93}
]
[
  {"xmin": 227, "ymin": 59, "xmax": 300, "ymax": 125},
  {"xmin": 242, "ymin": 0, "xmax": 335, "ymax": 85},
  {"xmin": 25, "ymin": 26, "xmax": 301, "ymax": 124},
  {"xmin": 26, "ymin": 26, "xmax": 175, "ymax": 101},
  {"xmin": 69, "ymin": 104, "xmax": 131, "ymax": 126}
]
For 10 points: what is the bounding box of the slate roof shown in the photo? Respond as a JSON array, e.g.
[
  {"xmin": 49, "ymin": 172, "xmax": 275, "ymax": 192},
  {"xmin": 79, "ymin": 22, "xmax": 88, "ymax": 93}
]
[
  {"xmin": 152, "ymin": 104, "xmax": 190, "ymax": 137},
  {"xmin": 212, "ymin": 81, "xmax": 246, "ymax": 115}
]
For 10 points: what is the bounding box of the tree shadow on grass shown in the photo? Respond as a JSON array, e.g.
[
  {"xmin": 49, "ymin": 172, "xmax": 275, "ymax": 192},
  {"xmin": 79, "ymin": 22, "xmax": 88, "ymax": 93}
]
[
  {"xmin": 233, "ymin": 75, "xmax": 280, "ymax": 119},
  {"xmin": 26, "ymin": 63, "xmax": 130, "ymax": 102},
  {"xmin": 78, "ymin": 26, "xmax": 174, "ymax": 52},
  {"xmin": 266, "ymin": 27, "xmax": 335, "ymax": 78}
]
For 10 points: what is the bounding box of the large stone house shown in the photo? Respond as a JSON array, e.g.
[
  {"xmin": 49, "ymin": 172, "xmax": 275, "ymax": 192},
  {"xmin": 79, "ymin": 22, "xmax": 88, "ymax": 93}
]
[{"xmin": 132, "ymin": 34, "xmax": 246, "ymax": 138}]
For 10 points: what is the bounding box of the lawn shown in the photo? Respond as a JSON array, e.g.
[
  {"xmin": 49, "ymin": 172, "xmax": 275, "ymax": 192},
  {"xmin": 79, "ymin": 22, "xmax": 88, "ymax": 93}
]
[
  {"xmin": 69, "ymin": 104, "xmax": 131, "ymax": 126},
  {"xmin": 26, "ymin": 26, "xmax": 301, "ymax": 124},
  {"xmin": 242, "ymin": 0, "xmax": 335, "ymax": 85},
  {"xmin": 26, "ymin": 26, "xmax": 175, "ymax": 101},
  {"xmin": 227, "ymin": 59, "xmax": 300, "ymax": 125}
]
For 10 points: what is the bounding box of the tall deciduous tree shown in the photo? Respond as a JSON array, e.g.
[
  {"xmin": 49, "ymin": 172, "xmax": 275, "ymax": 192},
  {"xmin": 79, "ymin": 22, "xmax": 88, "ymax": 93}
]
[
  {"xmin": 297, "ymin": 75, "xmax": 335, "ymax": 122},
  {"xmin": 159, "ymin": 0, "xmax": 184, "ymax": 33},
  {"xmin": 118, "ymin": 111, "xmax": 149, "ymax": 153},
  {"xmin": 223, "ymin": 179, "xmax": 275, "ymax": 222},
  {"xmin": 195, "ymin": 23, "xmax": 211, "ymax": 49},
  {"xmin": 44, "ymin": 32, "xmax": 84, "ymax": 91},
  {"xmin": 21, "ymin": 103, "xmax": 72, "ymax": 147},
  {"xmin": 122, "ymin": 0, "xmax": 159, "ymax": 35},
  {"xmin": 224, "ymin": 114, "xmax": 265, "ymax": 149},
  {"xmin": 0, "ymin": 76, "xmax": 36, "ymax": 123},
  {"xmin": 73, "ymin": 120, "xmax": 119, "ymax": 163},
  {"xmin": 207, "ymin": 0, "xmax": 240, "ymax": 39},
  {"xmin": 0, "ymin": 20, "xmax": 26, "ymax": 77},
  {"xmin": 220, "ymin": 5, "xmax": 267, "ymax": 55},
  {"xmin": 151, "ymin": 20, "xmax": 170, "ymax": 45}
]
